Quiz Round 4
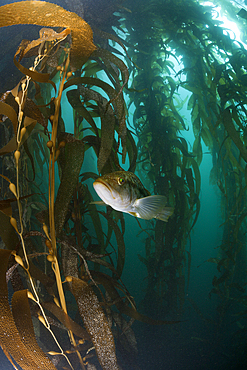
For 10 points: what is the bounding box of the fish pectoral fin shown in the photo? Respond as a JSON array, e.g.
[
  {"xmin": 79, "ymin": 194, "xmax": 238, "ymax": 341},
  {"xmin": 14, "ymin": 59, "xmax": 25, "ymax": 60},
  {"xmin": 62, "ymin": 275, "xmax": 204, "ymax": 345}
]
[
  {"xmin": 134, "ymin": 195, "xmax": 169, "ymax": 220},
  {"xmin": 90, "ymin": 201, "xmax": 106, "ymax": 205}
]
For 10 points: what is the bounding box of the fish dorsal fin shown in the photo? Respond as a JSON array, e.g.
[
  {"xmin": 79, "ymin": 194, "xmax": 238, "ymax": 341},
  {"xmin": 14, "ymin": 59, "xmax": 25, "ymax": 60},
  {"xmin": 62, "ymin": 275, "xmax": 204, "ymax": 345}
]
[{"xmin": 133, "ymin": 195, "xmax": 168, "ymax": 220}]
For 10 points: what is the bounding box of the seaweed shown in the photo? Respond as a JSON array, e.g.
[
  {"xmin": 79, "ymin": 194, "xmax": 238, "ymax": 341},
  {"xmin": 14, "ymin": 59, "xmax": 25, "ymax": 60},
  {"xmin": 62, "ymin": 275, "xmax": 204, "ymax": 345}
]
[
  {"xmin": 121, "ymin": 0, "xmax": 247, "ymax": 357},
  {"xmin": 0, "ymin": 1, "xmax": 138, "ymax": 369},
  {"xmin": 1, "ymin": 0, "xmax": 247, "ymax": 368}
]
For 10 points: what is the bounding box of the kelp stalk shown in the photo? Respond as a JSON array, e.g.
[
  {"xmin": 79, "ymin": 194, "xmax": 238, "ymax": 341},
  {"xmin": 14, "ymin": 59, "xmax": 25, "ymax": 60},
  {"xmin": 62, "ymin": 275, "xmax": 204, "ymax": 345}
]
[
  {"xmin": 11, "ymin": 44, "xmax": 75, "ymax": 369},
  {"xmin": 46, "ymin": 50, "xmax": 85, "ymax": 368}
]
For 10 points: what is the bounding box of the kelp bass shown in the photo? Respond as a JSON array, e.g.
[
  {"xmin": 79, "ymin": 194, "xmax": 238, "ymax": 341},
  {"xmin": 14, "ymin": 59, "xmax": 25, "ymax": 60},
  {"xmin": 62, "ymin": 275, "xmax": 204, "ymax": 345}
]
[{"xmin": 93, "ymin": 171, "xmax": 174, "ymax": 221}]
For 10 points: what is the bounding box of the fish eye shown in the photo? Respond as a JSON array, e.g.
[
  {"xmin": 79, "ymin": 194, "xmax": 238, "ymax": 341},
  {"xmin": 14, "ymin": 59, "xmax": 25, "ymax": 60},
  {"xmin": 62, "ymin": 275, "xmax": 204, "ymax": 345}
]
[{"xmin": 118, "ymin": 177, "xmax": 125, "ymax": 185}]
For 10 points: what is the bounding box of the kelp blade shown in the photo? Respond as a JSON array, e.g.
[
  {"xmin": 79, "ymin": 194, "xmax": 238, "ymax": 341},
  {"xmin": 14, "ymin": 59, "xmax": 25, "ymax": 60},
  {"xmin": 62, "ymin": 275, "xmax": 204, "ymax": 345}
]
[
  {"xmin": 11, "ymin": 289, "xmax": 57, "ymax": 369},
  {"xmin": 70, "ymin": 276, "xmax": 119, "ymax": 370},
  {"xmin": 55, "ymin": 134, "xmax": 84, "ymax": 236},
  {"xmin": 0, "ymin": 212, "xmax": 19, "ymax": 249},
  {"xmin": 0, "ymin": 1, "xmax": 96, "ymax": 70},
  {"xmin": 0, "ymin": 249, "xmax": 56, "ymax": 369}
]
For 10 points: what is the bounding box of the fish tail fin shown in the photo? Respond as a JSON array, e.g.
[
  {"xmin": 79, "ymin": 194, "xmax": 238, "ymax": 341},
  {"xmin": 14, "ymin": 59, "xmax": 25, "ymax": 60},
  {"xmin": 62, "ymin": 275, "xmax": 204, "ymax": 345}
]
[{"xmin": 155, "ymin": 207, "xmax": 174, "ymax": 222}]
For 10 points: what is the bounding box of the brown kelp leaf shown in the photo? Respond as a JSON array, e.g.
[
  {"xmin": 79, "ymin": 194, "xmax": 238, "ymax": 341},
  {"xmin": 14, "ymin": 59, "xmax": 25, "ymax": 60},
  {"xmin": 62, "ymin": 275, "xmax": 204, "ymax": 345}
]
[
  {"xmin": 0, "ymin": 90, "xmax": 46, "ymax": 128},
  {"xmin": 0, "ymin": 343, "xmax": 19, "ymax": 370},
  {"xmin": 185, "ymin": 168, "xmax": 194, "ymax": 197},
  {"xmin": 172, "ymin": 138, "xmax": 194, "ymax": 158},
  {"xmin": 0, "ymin": 206, "xmax": 12, "ymax": 217},
  {"xmin": 66, "ymin": 89, "xmax": 99, "ymax": 138},
  {"xmin": 92, "ymin": 48, "xmax": 129, "ymax": 100},
  {"xmin": 98, "ymin": 211, "xmax": 125, "ymax": 278},
  {"xmin": 0, "ymin": 211, "xmax": 19, "ymax": 250},
  {"xmin": 0, "ymin": 194, "xmax": 34, "ymax": 212},
  {"xmin": 0, "ymin": 249, "xmax": 50, "ymax": 369},
  {"xmin": 94, "ymin": 29, "xmax": 131, "ymax": 64},
  {"xmin": 82, "ymin": 61, "xmax": 103, "ymax": 77},
  {"xmin": 119, "ymin": 302, "xmax": 180, "ymax": 325},
  {"xmin": 233, "ymin": 212, "xmax": 247, "ymax": 239},
  {"xmin": 55, "ymin": 133, "xmax": 84, "ymax": 236},
  {"xmin": 188, "ymin": 157, "xmax": 201, "ymax": 196},
  {"xmin": 188, "ymin": 195, "xmax": 200, "ymax": 234},
  {"xmin": 223, "ymin": 108, "xmax": 247, "ymax": 163},
  {"xmin": 201, "ymin": 127, "xmax": 213, "ymax": 150},
  {"xmin": 61, "ymin": 239, "xmax": 79, "ymax": 287},
  {"xmin": 0, "ymin": 101, "xmax": 18, "ymax": 134},
  {"xmin": 93, "ymin": 271, "xmax": 180, "ymax": 325},
  {"xmin": 29, "ymin": 260, "xmax": 55, "ymax": 296},
  {"xmin": 212, "ymin": 271, "xmax": 231, "ymax": 287},
  {"xmin": 60, "ymin": 236, "xmax": 117, "ymax": 274},
  {"xmin": 0, "ymin": 136, "xmax": 17, "ymax": 156},
  {"xmin": 77, "ymin": 85, "xmax": 115, "ymax": 174},
  {"xmin": 116, "ymin": 124, "xmax": 137, "ymax": 172},
  {"xmin": 23, "ymin": 99, "xmax": 47, "ymax": 129},
  {"xmin": 70, "ymin": 276, "xmax": 119, "ymax": 370},
  {"xmin": 192, "ymin": 136, "xmax": 203, "ymax": 166},
  {"xmin": 16, "ymin": 39, "xmax": 41, "ymax": 60},
  {"xmin": 125, "ymin": 130, "xmax": 137, "ymax": 172},
  {"xmin": 77, "ymin": 179, "xmax": 106, "ymax": 254},
  {"xmin": 14, "ymin": 55, "xmax": 57, "ymax": 89},
  {"xmin": 22, "ymin": 117, "xmax": 37, "ymax": 138},
  {"xmin": 0, "ymin": 1, "xmax": 96, "ymax": 70},
  {"xmin": 13, "ymin": 49, "xmax": 52, "ymax": 84},
  {"xmin": 18, "ymin": 27, "xmax": 71, "ymax": 60},
  {"xmin": 0, "ymin": 96, "xmax": 18, "ymax": 155},
  {"xmin": 42, "ymin": 302, "xmax": 90, "ymax": 341},
  {"xmin": 23, "ymin": 141, "xmax": 36, "ymax": 181},
  {"xmin": 65, "ymin": 77, "xmax": 118, "ymax": 107},
  {"xmin": 97, "ymin": 103, "xmax": 115, "ymax": 174},
  {"xmin": 11, "ymin": 290, "xmax": 57, "ymax": 369},
  {"xmin": 65, "ymin": 77, "xmax": 127, "ymax": 163}
]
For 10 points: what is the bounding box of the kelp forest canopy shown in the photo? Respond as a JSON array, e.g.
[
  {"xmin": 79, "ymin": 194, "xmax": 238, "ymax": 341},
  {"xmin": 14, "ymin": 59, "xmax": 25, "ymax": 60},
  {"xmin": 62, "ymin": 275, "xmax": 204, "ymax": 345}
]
[{"xmin": 0, "ymin": 0, "xmax": 247, "ymax": 369}]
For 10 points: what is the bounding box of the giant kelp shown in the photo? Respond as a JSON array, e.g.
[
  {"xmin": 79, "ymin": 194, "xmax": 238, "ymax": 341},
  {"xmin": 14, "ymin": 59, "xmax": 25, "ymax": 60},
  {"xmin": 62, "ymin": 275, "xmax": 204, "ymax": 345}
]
[
  {"xmin": 0, "ymin": 1, "xmax": 140, "ymax": 369},
  {"xmin": 1, "ymin": 0, "xmax": 247, "ymax": 368},
  {"xmin": 119, "ymin": 0, "xmax": 203, "ymax": 316},
  {"xmin": 118, "ymin": 0, "xmax": 247, "ymax": 360}
]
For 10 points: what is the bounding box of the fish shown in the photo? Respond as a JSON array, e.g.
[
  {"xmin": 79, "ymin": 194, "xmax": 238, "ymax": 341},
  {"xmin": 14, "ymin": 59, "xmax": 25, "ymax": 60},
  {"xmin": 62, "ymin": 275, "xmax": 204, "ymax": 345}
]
[{"xmin": 93, "ymin": 171, "xmax": 174, "ymax": 222}]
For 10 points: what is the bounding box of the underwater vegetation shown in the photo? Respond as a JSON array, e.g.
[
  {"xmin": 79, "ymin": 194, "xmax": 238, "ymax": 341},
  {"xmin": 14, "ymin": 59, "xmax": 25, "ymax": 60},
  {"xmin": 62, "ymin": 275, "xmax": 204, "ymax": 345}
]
[{"xmin": 0, "ymin": 0, "xmax": 247, "ymax": 369}]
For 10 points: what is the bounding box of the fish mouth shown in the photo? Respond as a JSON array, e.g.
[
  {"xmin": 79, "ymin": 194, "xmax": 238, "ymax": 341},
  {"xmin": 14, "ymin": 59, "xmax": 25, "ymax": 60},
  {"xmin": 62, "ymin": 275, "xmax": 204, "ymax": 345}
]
[
  {"xmin": 93, "ymin": 179, "xmax": 116, "ymax": 200},
  {"xmin": 94, "ymin": 178, "xmax": 110, "ymax": 189}
]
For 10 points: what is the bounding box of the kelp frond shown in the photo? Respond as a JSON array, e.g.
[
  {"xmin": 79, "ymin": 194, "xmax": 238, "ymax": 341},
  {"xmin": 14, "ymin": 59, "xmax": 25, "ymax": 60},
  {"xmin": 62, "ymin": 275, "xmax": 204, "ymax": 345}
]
[{"xmin": 0, "ymin": 1, "xmax": 96, "ymax": 70}]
